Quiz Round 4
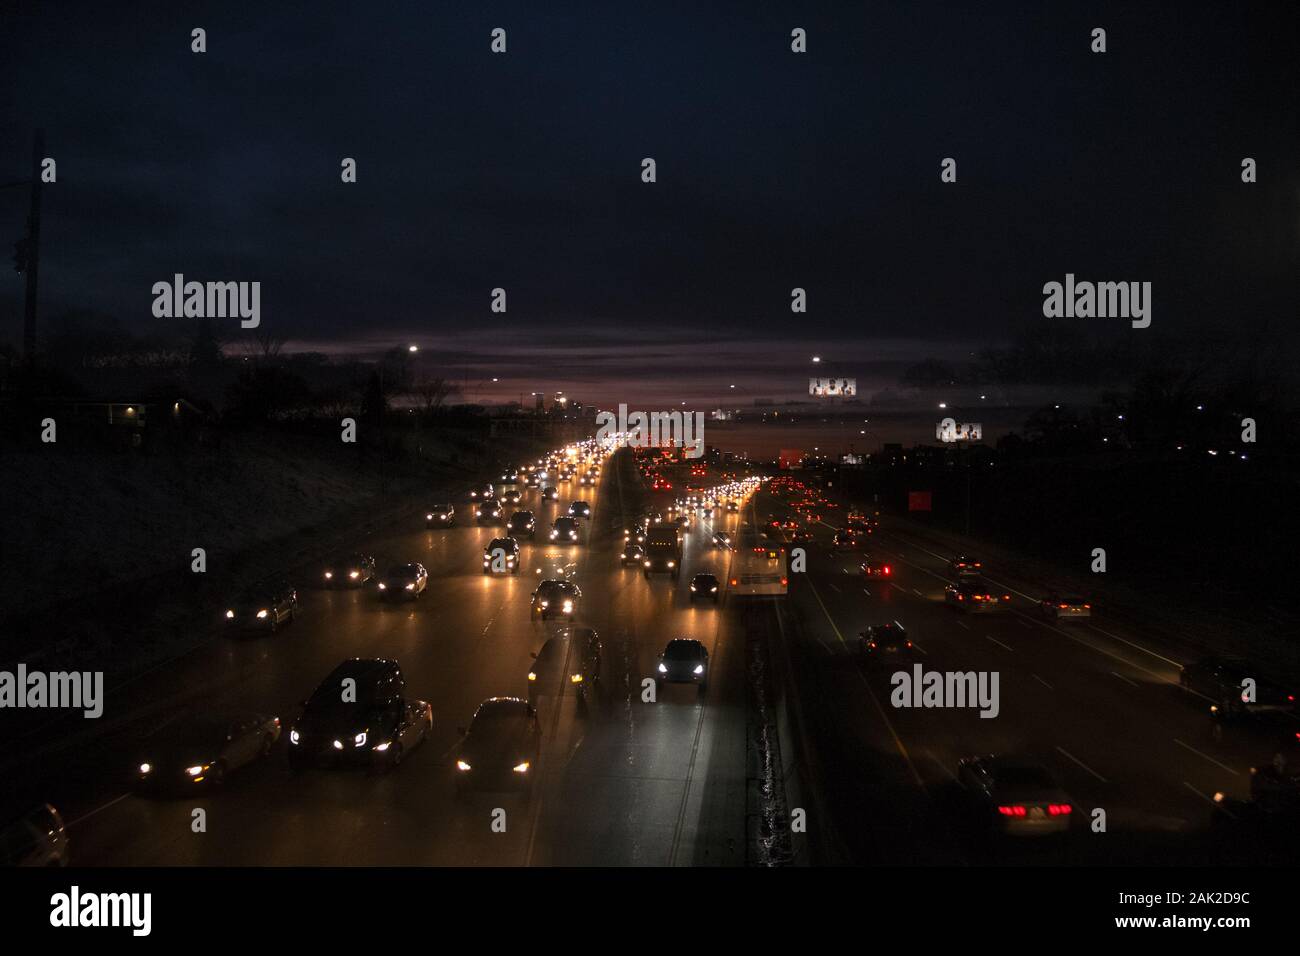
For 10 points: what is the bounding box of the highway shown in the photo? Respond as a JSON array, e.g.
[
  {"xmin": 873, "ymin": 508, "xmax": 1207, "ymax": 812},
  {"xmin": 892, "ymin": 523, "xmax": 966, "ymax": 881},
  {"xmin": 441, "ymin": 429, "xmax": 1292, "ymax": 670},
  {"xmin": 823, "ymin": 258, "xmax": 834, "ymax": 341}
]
[
  {"xmin": 6, "ymin": 450, "xmax": 1295, "ymax": 867},
  {"xmin": 16, "ymin": 447, "xmax": 750, "ymax": 866},
  {"xmin": 765, "ymin": 484, "xmax": 1298, "ymax": 865}
]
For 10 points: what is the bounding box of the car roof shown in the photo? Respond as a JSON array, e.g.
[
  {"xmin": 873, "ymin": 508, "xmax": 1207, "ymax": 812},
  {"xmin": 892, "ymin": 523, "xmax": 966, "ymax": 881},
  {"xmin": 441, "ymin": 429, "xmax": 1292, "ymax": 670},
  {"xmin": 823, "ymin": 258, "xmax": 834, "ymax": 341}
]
[{"xmin": 473, "ymin": 696, "xmax": 529, "ymax": 719}]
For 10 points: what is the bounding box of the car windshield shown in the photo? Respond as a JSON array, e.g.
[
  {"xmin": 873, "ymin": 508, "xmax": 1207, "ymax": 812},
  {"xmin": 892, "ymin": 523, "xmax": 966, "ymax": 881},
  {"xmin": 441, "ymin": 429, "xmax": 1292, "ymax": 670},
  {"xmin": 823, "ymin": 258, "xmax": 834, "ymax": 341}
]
[
  {"xmin": 152, "ymin": 715, "xmax": 230, "ymax": 747},
  {"xmin": 388, "ymin": 565, "xmax": 419, "ymax": 578},
  {"xmin": 664, "ymin": 641, "xmax": 702, "ymax": 661}
]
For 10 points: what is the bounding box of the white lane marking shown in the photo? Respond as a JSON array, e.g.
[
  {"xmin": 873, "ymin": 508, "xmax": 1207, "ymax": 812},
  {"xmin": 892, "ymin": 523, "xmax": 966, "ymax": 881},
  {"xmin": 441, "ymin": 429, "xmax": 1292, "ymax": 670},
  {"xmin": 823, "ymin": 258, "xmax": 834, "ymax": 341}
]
[
  {"xmin": 805, "ymin": 578, "xmax": 927, "ymax": 792},
  {"xmin": 67, "ymin": 793, "xmax": 131, "ymax": 829},
  {"xmin": 924, "ymin": 748, "xmax": 960, "ymax": 784},
  {"xmin": 1173, "ymin": 738, "xmax": 1240, "ymax": 776},
  {"xmin": 1110, "ymin": 670, "xmax": 1138, "ymax": 688},
  {"xmin": 1009, "ymin": 608, "xmax": 1177, "ymax": 687},
  {"xmin": 1055, "ymin": 746, "xmax": 1109, "ymax": 783},
  {"xmin": 985, "ymin": 635, "xmax": 1014, "ymax": 652},
  {"xmin": 1085, "ymin": 623, "xmax": 1183, "ymax": 668},
  {"xmin": 1033, "ymin": 673, "xmax": 1054, "ymax": 690},
  {"xmin": 827, "ymin": 582, "xmax": 841, "ymax": 594},
  {"xmin": 954, "ymin": 619, "xmax": 970, "ymax": 630},
  {"xmin": 911, "ymin": 588, "xmax": 924, "ymax": 597},
  {"xmin": 1017, "ymin": 618, "xmax": 1033, "ymax": 629},
  {"xmin": 911, "ymin": 641, "xmax": 928, "ymax": 656}
]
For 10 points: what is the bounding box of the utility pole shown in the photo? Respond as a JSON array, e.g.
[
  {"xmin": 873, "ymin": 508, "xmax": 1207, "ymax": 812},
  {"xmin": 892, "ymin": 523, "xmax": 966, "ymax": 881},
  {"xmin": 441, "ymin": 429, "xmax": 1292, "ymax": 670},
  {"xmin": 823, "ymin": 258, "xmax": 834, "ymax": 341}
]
[{"xmin": 22, "ymin": 130, "xmax": 44, "ymax": 363}]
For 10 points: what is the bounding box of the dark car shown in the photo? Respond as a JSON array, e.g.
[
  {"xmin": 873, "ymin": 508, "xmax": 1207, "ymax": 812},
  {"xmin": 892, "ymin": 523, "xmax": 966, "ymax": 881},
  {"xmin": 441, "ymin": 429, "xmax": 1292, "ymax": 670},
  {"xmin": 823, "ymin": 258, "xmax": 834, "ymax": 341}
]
[
  {"xmin": 425, "ymin": 503, "xmax": 456, "ymax": 527},
  {"xmin": 528, "ymin": 627, "xmax": 602, "ymax": 706},
  {"xmin": 620, "ymin": 542, "xmax": 646, "ymax": 567},
  {"xmin": 1039, "ymin": 592, "xmax": 1091, "ymax": 622},
  {"xmin": 657, "ymin": 638, "xmax": 710, "ymax": 693},
  {"xmin": 859, "ymin": 621, "xmax": 912, "ymax": 659},
  {"xmin": 483, "ymin": 537, "xmax": 522, "ymax": 575},
  {"xmin": 500, "ymin": 488, "xmax": 523, "ymax": 505},
  {"xmin": 689, "ymin": 573, "xmax": 721, "ymax": 603},
  {"xmin": 454, "ymin": 697, "xmax": 541, "ymax": 795},
  {"xmin": 944, "ymin": 578, "xmax": 1011, "ymax": 613},
  {"xmin": 507, "ymin": 510, "xmax": 537, "ymax": 539},
  {"xmin": 568, "ymin": 500, "xmax": 592, "ymax": 521},
  {"xmin": 475, "ymin": 499, "xmax": 504, "ymax": 525},
  {"xmin": 531, "ymin": 579, "xmax": 581, "ymax": 620},
  {"xmin": 550, "ymin": 516, "xmax": 581, "ymax": 543},
  {"xmin": 288, "ymin": 659, "xmax": 432, "ymax": 771},
  {"xmin": 860, "ymin": 557, "xmax": 893, "ymax": 579},
  {"xmin": 541, "ymin": 485, "xmax": 559, "ymax": 501},
  {"xmin": 377, "ymin": 563, "xmax": 428, "ymax": 599},
  {"xmin": 832, "ymin": 529, "xmax": 864, "ymax": 552},
  {"xmin": 321, "ymin": 552, "xmax": 376, "ymax": 588},
  {"xmin": 0, "ymin": 804, "xmax": 68, "ymax": 867},
  {"xmin": 136, "ymin": 713, "xmax": 280, "ymax": 791},
  {"xmin": 947, "ymin": 555, "xmax": 983, "ymax": 578},
  {"xmin": 468, "ymin": 484, "xmax": 494, "ymax": 500},
  {"xmin": 1180, "ymin": 656, "xmax": 1296, "ymax": 719},
  {"xmin": 225, "ymin": 581, "xmax": 298, "ymax": 633},
  {"xmin": 957, "ymin": 755, "xmax": 1074, "ymax": 837}
]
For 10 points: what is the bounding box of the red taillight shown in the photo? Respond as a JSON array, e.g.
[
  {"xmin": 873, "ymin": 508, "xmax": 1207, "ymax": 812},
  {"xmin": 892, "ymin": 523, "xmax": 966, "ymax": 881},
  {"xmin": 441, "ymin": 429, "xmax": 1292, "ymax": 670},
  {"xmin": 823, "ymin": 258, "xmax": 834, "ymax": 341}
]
[
  {"xmin": 1048, "ymin": 804, "xmax": 1072, "ymax": 816},
  {"xmin": 1083, "ymin": 603, "xmax": 1091, "ymax": 609},
  {"xmin": 884, "ymin": 566, "xmax": 892, "ymax": 575},
  {"xmin": 730, "ymin": 579, "xmax": 738, "ymax": 586},
  {"xmin": 1059, "ymin": 603, "xmax": 1068, "ymax": 609},
  {"xmin": 998, "ymin": 805, "xmax": 1027, "ymax": 817},
  {"xmin": 780, "ymin": 578, "xmax": 788, "ymax": 586}
]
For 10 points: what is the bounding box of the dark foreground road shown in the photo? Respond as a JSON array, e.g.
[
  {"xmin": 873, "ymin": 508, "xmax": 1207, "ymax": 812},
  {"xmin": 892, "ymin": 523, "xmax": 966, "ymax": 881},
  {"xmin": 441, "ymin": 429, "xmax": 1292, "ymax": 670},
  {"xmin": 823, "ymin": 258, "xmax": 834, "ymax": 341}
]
[{"xmin": 5, "ymin": 449, "xmax": 750, "ymax": 866}]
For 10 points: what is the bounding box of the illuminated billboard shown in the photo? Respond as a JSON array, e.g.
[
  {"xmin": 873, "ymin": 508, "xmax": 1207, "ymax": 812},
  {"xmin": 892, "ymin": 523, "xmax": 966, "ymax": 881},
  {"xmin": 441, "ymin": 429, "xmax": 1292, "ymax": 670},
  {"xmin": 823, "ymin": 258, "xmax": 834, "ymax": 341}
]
[{"xmin": 809, "ymin": 377, "xmax": 856, "ymax": 397}]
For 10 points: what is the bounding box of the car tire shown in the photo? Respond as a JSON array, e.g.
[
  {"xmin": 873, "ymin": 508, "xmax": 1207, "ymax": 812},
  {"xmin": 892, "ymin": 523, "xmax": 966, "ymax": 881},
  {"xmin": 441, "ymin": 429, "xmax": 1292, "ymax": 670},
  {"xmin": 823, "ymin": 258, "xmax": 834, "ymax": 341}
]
[{"xmin": 262, "ymin": 734, "xmax": 275, "ymax": 758}]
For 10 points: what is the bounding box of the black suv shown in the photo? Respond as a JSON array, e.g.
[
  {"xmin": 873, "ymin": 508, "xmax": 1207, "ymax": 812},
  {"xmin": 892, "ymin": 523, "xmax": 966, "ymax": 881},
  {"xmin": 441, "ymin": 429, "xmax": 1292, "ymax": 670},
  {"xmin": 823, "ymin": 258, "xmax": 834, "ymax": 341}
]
[{"xmin": 288, "ymin": 659, "xmax": 432, "ymax": 771}]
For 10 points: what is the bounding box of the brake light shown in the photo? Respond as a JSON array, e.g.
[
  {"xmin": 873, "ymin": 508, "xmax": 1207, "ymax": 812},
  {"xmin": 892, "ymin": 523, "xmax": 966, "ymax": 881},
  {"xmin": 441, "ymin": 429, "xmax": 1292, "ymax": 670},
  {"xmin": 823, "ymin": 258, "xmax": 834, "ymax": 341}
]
[
  {"xmin": 884, "ymin": 566, "xmax": 891, "ymax": 575},
  {"xmin": 1048, "ymin": 804, "xmax": 1072, "ymax": 816},
  {"xmin": 1059, "ymin": 603, "xmax": 1068, "ymax": 609},
  {"xmin": 997, "ymin": 805, "xmax": 1027, "ymax": 817},
  {"xmin": 780, "ymin": 578, "xmax": 788, "ymax": 586},
  {"xmin": 730, "ymin": 579, "xmax": 738, "ymax": 586}
]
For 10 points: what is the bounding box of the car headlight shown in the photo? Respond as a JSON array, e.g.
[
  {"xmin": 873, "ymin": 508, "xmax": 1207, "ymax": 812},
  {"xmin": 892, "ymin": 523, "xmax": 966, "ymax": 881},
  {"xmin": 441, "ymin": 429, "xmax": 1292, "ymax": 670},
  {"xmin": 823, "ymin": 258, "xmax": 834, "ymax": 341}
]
[
  {"xmin": 426, "ymin": 513, "xmax": 434, "ymax": 520},
  {"xmin": 456, "ymin": 759, "xmax": 472, "ymax": 771},
  {"xmin": 512, "ymin": 761, "xmax": 531, "ymax": 773},
  {"xmin": 528, "ymin": 672, "xmax": 537, "ymax": 681},
  {"xmin": 256, "ymin": 609, "xmax": 269, "ymax": 619},
  {"xmin": 690, "ymin": 585, "xmax": 697, "ymax": 591},
  {"xmin": 562, "ymin": 601, "xmax": 573, "ymax": 612},
  {"xmin": 378, "ymin": 582, "xmax": 386, "ymax": 590},
  {"xmin": 694, "ymin": 664, "xmax": 705, "ymax": 675},
  {"xmin": 139, "ymin": 763, "xmax": 152, "ymax": 774},
  {"xmin": 354, "ymin": 732, "xmax": 367, "ymax": 747},
  {"xmin": 644, "ymin": 560, "xmax": 651, "ymax": 568},
  {"xmin": 290, "ymin": 730, "xmax": 300, "ymax": 745},
  {"xmin": 658, "ymin": 663, "xmax": 668, "ymax": 674},
  {"xmin": 667, "ymin": 561, "xmax": 675, "ymax": 568},
  {"xmin": 711, "ymin": 586, "xmax": 718, "ymax": 592},
  {"xmin": 569, "ymin": 532, "xmax": 577, "ymax": 539},
  {"xmin": 374, "ymin": 741, "xmax": 391, "ymax": 752},
  {"xmin": 332, "ymin": 739, "xmax": 344, "ymax": 750},
  {"xmin": 405, "ymin": 583, "xmax": 415, "ymax": 590},
  {"xmin": 550, "ymin": 531, "xmax": 558, "ymax": 539},
  {"xmin": 620, "ymin": 553, "xmax": 627, "ymax": 559},
  {"xmin": 186, "ymin": 765, "xmax": 207, "ymax": 777},
  {"xmin": 324, "ymin": 571, "xmax": 334, "ymax": 579},
  {"xmin": 540, "ymin": 600, "xmax": 549, "ymax": 608},
  {"xmin": 570, "ymin": 673, "xmax": 584, "ymax": 683},
  {"xmin": 225, "ymin": 609, "xmax": 235, "ymax": 619}
]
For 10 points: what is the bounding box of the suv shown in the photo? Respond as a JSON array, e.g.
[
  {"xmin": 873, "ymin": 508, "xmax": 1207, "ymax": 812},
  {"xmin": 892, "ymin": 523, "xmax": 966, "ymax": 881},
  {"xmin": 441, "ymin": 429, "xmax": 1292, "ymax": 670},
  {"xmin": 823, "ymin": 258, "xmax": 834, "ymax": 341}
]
[
  {"xmin": 507, "ymin": 510, "xmax": 536, "ymax": 539},
  {"xmin": 483, "ymin": 537, "xmax": 522, "ymax": 575},
  {"xmin": 528, "ymin": 627, "xmax": 602, "ymax": 707},
  {"xmin": 288, "ymin": 659, "xmax": 433, "ymax": 771},
  {"xmin": 531, "ymin": 579, "xmax": 581, "ymax": 620}
]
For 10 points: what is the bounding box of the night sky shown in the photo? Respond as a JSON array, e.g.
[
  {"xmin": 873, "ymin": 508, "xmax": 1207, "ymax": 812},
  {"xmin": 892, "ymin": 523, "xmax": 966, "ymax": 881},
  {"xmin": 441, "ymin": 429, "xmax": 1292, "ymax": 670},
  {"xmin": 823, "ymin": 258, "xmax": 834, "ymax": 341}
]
[{"xmin": 2, "ymin": 0, "xmax": 1296, "ymax": 406}]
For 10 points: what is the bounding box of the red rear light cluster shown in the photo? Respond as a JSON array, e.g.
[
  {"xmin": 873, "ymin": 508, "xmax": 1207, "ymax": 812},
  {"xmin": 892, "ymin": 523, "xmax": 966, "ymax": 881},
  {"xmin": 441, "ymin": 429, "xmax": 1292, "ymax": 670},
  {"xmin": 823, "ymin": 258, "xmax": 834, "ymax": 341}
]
[
  {"xmin": 997, "ymin": 805, "xmax": 1027, "ymax": 817},
  {"xmin": 1048, "ymin": 804, "xmax": 1072, "ymax": 816}
]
